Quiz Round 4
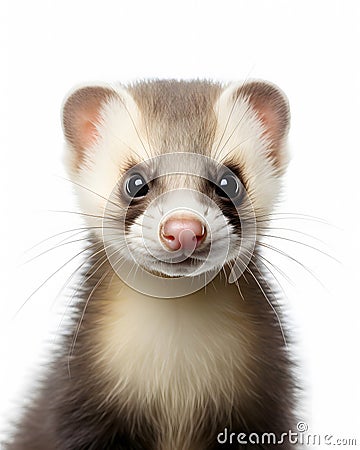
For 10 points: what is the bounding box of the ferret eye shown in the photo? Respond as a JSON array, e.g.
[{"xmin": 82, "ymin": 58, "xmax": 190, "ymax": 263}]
[
  {"xmin": 125, "ymin": 173, "xmax": 149, "ymax": 198},
  {"xmin": 215, "ymin": 173, "xmax": 241, "ymax": 200}
]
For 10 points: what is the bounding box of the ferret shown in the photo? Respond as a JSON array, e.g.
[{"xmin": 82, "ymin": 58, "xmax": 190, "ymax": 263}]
[{"xmin": 5, "ymin": 79, "xmax": 297, "ymax": 449}]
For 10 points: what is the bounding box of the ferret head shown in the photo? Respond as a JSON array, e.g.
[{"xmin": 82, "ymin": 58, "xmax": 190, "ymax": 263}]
[{"xmin": 62, "ymin": 80, "xmax": 290, "ymax": 293}]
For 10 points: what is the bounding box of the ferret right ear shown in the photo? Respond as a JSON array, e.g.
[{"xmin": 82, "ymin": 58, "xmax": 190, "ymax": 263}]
[
  {"xmin": 62, "ymin": 86, "xmax": 116, "ymax": 168},
  {"xmin": 217, "ymin": 80, "xmax": 290, "ymax": 174},
  {"xmin": 233, "ymin": 81, "xmax": 290, "ymax": 172}
]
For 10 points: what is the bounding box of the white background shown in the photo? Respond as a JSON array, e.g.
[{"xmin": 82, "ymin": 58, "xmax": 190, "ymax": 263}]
[{"xmin": 1, "ymin": 0, "xmax": 360, "ymax": 447}]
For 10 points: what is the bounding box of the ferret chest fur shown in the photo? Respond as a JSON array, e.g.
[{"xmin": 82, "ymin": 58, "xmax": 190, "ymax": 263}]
[
  {"xmin": 75, "ymin": 268, "xmax": 278, "ymax": 450},
  {"xmin": 96, "ymin": 275, "xmax": 255, "ymax": 397}
]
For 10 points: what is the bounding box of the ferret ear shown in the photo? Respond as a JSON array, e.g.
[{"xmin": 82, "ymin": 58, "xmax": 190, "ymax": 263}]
[
  {"xmin": 234, "ymin": 81, "xmax": 290, "ymax": 170},
  {"xmin": 62, "ymin": 85, "xmax": 116, "ymax": 167}
]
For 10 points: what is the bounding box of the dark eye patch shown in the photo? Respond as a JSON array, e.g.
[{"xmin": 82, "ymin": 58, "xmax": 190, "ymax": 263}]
[{"xmin": 211, "ymin": 162, "xmax": 248, "ymax": 234}]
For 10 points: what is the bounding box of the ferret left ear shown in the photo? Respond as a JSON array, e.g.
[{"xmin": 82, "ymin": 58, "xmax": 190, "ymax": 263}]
[
  {"xmin": 62, "ymin": 85, "xmax": 116, "ymax": 169},
  {"xmin": 234, "ymin": 81, "xmax": 290, "ymax": 172}
]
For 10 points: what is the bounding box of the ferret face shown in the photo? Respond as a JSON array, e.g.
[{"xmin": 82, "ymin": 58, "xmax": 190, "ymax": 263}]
[
  {"xmin": 102, "ymin": 152, "xmax": 253, "ymax": 279},
  {"xmin": 62, "ymin": 80, "xmax": 289, "ymax": 291}
]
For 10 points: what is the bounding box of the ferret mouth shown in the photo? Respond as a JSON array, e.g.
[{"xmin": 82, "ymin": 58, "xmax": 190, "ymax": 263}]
[
  {"xmin": 145, "ymin": 242, "xmax": 214, "ymax": 275},
  {"xmin": 140, "ymin": 255, "xmax": 211, "ymax": 277}
]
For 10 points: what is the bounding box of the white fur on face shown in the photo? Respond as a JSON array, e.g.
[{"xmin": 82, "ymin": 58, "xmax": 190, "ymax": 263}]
[
  {"xmin": 125, "ymin": 188, "xmax": 237, "ymax": 277},
  {"xmin": 212, "ymin": 82, "xmax": 285, "ymax": 215},
  {"xmin": 63, "ymin": 85, "xmax": 150, "ymax": 235}
]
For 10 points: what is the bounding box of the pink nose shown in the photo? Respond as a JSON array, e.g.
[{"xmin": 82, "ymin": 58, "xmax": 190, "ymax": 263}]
[{"xmin": 160, "ymin": 215, "xmax": 206, "ymax": 251}]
